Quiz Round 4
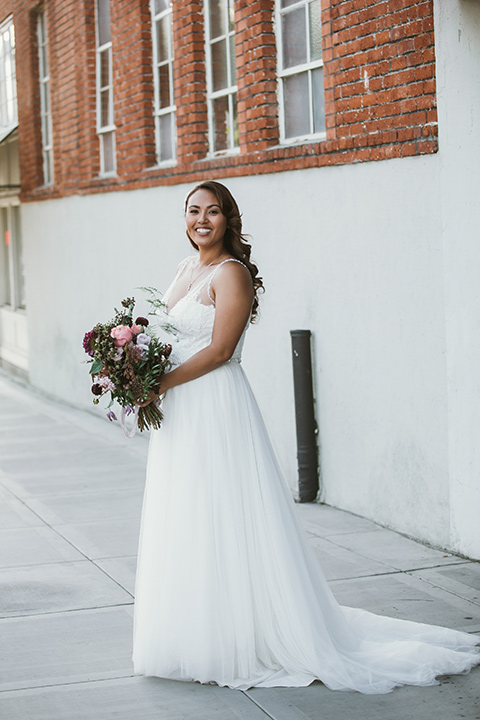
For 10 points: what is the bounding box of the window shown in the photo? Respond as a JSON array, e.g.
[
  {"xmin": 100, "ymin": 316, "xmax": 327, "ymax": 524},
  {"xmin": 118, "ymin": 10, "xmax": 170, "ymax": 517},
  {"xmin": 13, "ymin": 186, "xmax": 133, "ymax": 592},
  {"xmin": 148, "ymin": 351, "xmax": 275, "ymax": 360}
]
[
  {"xmin": 205, "ymin": 0, "xmax": 238, "ymax": 153},
  {"xmin": 96, "ymin": 0, "xmax": 115, "ymax": 174},
  {"xmin": 37, "ymin": 11, "xmax": 53, "ymax": 185},
  {"xmin": 151, "ymin": 0, "xmax": 176, "ymax": 163},
  {"xmin": 0, "ymin": 17, "xmax": 17, "ymax": 132},
  {"xmin": 1, "ymin": 203, "xmax": 25, "ymax": 310},
  {"xmin": 277, "ymin": 0, "xmax": 325, "ymax": 142}
]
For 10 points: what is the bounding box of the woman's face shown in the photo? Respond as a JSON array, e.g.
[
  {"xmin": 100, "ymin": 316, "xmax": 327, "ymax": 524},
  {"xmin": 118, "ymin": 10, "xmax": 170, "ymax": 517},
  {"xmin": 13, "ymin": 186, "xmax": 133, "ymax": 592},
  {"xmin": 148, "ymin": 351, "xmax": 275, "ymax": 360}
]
[{"xmin": 185, "ymin": 189, "xmax": 227, "ymax": 251}]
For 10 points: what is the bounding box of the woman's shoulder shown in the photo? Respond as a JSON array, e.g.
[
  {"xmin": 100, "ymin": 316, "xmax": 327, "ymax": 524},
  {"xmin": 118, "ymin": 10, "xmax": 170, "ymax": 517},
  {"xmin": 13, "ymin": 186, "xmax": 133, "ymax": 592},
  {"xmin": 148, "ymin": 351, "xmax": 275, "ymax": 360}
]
[
  {"xmin": 211, "ymin": 257, "xmax": 252, "ymax": 290},
  {"xmin": 216, "ymin": 257, "xmax": 249, "ymax": 274},
  {"xmin": 176, "ymin": 255, "xmax": 197, "ymax": 274}
]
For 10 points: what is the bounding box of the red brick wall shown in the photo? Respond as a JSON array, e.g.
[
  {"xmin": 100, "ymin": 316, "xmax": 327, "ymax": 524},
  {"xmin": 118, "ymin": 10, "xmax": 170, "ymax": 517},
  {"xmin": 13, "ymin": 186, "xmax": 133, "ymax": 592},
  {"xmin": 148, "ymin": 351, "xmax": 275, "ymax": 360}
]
[
  {"xmin": 111, "ymin": 0, "xmax": 156, "ymax": 179},
  {"xmin": 235, "ymin": 0, "xmax": 279, "ymax": 153},
  {"xmin": 173, "ymin": 0, "xmax": 209, "ymax": 164},
  {"xmin": 324, "ymin": 0, "xmax": 437, "ymax": 162},
  {"xmin": 8, "ymin": 1, "xmax": 43, "ymax": 192},
  {"xmin": 0, "ymin": 0, "xmax": 438, "ymax": 201}
]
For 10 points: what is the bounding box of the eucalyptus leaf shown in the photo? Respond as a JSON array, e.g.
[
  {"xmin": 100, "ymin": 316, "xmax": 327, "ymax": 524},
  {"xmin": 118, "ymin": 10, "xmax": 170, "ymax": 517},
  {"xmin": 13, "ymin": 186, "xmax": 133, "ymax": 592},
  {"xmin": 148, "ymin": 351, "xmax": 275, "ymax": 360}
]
[{"xmin": 90, "ymin": 359, "xmax": 103, "ymax": 375}]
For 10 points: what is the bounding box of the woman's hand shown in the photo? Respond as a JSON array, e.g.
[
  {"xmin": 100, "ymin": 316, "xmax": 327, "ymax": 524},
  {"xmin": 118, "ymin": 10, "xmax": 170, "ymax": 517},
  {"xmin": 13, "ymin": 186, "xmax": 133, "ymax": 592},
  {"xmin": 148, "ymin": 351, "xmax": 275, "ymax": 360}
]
[
  {"xmin": 137, "ymin": 372, "xmax": 173, "ymax": 407},
  {"xmin": 137, "ymin": 389, "xmax": 159, "ymax": 408}
]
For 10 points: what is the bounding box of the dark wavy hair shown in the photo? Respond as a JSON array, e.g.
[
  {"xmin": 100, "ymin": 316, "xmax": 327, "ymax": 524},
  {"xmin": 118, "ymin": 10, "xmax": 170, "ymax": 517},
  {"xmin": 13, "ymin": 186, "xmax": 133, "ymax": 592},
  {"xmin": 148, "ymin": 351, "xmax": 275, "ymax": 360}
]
[{"xmin": 184, "ymin": 180, "xmax": 264, "ymax": 322}]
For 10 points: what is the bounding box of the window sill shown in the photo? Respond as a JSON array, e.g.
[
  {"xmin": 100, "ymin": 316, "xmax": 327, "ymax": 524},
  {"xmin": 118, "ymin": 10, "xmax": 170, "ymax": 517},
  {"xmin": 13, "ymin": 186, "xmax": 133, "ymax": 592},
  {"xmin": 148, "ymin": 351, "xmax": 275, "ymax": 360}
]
[
  {"xmin": 277, "ymin": 132, "xmax": 327, "ymax": 149},
  {"xmin": 0, "ymin": 304, "xmax": 26, "ymax": 313},
  {"xmin": 144, "ymin": 160, "xmax": 177, "ymax": 172},
  {"xmin": 202, "ymin": 147, "xmax": 241, "ymax": 161},
  {"xmin": 97, "ymin": 171, "xmax": 117, "ymax": 180}
]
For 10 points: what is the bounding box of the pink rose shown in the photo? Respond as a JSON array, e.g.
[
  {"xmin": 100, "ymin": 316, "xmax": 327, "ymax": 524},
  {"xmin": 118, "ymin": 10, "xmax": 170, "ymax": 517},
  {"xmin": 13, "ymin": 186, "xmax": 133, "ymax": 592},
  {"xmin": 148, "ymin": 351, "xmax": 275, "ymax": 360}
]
[
  {"xmin": 110, "ymin": 325, "xmax": 133, "ymax": 347},
  {"xmin": 131, "ymin": 325, "xmax": 142, "ymax": 334}
]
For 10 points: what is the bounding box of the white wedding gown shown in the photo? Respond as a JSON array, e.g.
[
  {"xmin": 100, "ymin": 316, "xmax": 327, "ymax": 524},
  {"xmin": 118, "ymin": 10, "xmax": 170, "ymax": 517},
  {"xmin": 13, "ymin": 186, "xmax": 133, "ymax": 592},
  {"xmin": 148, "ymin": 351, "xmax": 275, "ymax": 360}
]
[{"xmin": 133, "ymin": 258, "xmax": 480, "ymax": 693}]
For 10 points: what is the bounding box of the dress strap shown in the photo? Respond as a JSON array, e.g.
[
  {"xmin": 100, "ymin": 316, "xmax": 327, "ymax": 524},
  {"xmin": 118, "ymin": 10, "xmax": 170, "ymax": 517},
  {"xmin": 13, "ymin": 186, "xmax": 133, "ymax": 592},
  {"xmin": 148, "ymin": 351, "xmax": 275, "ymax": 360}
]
[
  {"xmin": 207, "ymin": 258, "xmax": 248, "ymax": 305},
  {"xmin": 163, "ymin": 256, "xmax": 195, "ymax": 307},
  {"xmin": 178, "ymin": 256, "xmax": 196, "ymax": 277}
]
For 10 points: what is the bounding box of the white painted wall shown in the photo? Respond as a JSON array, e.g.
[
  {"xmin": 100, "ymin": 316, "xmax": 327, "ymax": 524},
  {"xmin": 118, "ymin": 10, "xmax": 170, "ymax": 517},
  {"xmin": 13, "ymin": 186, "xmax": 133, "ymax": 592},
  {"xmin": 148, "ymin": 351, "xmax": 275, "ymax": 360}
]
[
  {"xmin": 435, "ymin": 0, "xmax": 480, "ymax": 558},
  {"xmin": 18, "ymin": 0, "xmax": 480, "ymax": 558}
]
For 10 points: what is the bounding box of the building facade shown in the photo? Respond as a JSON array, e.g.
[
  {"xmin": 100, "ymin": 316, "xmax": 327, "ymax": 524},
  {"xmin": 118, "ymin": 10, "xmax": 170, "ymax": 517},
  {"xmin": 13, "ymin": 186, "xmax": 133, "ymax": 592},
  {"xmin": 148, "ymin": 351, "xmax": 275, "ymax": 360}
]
[{"xmin": 0, "ymin": 0, "xmax": 479, "ymax": 557}]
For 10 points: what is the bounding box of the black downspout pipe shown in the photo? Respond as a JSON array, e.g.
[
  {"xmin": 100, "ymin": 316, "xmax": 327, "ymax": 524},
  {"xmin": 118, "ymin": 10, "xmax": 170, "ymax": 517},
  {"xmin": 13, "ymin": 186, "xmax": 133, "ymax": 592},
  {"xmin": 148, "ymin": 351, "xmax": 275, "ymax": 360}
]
[{"xmin": 290, "ymin": 329, "xmax": 319, "ymax": 503}]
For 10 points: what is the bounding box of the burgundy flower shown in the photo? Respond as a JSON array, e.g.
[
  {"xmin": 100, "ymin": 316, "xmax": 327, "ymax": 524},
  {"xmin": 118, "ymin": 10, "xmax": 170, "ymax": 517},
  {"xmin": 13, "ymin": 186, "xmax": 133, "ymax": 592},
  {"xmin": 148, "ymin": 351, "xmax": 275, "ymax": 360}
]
[
  {"xmin": 91, "ymin": 383, "xmax": 103, "ymax": 396},
  {"xmin": 82, "ymin": 329, "xmax": 97, "ymax": 357},
  {"xmin": 135, "ymin": 316, "xmax": 149, "ymax": 327}
]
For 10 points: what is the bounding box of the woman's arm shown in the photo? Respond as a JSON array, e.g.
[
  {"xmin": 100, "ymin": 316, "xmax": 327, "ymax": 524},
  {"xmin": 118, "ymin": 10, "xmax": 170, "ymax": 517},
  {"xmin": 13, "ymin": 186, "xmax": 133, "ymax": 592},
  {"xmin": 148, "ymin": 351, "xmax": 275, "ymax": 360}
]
[{"xmin": 143, "ymin": 262, "xmax": 253, "ymax": 403}]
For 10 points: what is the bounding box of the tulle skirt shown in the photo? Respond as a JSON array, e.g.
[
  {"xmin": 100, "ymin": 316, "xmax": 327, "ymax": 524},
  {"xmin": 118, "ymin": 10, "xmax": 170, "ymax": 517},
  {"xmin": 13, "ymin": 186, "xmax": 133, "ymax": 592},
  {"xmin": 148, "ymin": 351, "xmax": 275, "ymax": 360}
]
[{"xmin": 132, "ymin": 362, "xmax": 480, "ymax": 693}]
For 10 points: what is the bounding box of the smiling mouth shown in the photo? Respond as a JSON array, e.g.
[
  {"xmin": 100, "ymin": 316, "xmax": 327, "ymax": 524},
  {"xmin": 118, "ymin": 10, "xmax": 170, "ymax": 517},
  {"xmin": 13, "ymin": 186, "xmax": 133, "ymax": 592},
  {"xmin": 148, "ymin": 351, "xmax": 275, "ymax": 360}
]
[{"xmin": 195, "ymin": 228, "xmax": 211, "ymax": 235}]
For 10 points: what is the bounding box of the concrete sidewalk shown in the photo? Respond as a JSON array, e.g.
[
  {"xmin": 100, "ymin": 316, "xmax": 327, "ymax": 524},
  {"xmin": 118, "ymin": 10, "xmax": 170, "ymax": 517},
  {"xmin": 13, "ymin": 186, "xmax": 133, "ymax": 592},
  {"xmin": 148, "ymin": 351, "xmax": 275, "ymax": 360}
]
[{"xmin": 0, "ymin": 374, "xmax": 479, "ymax": 720}]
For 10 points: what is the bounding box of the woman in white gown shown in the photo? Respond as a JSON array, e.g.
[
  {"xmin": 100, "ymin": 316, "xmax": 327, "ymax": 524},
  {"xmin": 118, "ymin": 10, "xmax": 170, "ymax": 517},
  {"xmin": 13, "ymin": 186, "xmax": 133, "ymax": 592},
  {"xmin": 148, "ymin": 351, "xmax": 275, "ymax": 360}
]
[{"xmin": 133, "ymin": 181, "xmax": 480, "ymax": 693}]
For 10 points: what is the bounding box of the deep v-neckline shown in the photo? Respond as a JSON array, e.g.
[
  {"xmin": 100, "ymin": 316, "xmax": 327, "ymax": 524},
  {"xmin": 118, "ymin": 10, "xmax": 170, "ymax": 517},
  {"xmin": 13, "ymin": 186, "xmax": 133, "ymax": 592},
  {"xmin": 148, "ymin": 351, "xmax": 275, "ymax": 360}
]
[
  {"xmin": 166, "ymin": 292, "xmax": 215, "ymax": 317},
  {"xmin": 166, "ymin": 273, "xmax": 214, "ymax": 316},
  {"xmin": 166, "ymin": 256, "xmax": 243, "ymax": 315}
]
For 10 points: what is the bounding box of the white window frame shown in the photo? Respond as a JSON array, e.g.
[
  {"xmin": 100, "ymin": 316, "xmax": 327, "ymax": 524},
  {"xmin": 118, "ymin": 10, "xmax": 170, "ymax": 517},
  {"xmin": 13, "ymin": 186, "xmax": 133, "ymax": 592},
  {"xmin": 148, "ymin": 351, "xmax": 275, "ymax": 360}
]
[
  {"xmin": 37, "ymin": 10, "xmax": 53, "ymax": 186},
  {"xmin": 204, "ymin": 0, "xmax": 239, "ymax": 155},
  {"xmin": 151, "ymin": 0, "xmax": 176, "ymax": 165},
  {"xmin": 0, "ymin": 195, "xmax": 29, "ymax": 374},
  {"xmin": 276, "ymin": 0, "xmax": 326, "ymax": 144},
  {"xmin": 0, "ymin": 198, "xmax": 24, "ymax": 311},
  {"xmin": 0, "ymin": 16, "xmax": 17, "ymax": 132},
  {"xmin": 95, "ymin": 0, "xmax": 116, "ymax": 176}
]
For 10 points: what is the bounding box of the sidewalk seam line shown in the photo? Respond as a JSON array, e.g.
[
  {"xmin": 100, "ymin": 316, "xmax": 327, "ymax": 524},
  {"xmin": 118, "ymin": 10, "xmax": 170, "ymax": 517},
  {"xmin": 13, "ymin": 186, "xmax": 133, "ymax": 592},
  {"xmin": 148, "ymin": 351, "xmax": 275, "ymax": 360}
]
[{"xmin": 241, "ymin": 690, "xmax": 278, "ymax": 719}]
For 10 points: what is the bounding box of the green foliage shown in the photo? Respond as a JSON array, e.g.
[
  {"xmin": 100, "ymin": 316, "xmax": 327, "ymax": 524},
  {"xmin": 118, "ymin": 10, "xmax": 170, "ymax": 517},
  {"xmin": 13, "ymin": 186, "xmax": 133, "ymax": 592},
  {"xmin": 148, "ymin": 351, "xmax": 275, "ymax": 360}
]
[
  {"xmin": 83, "ymin": 294, "xmax": 172, "ymax": 432},
  {"xmin": 138, "ymin": 286, "xmax": 177, "ymax": 335},
  {"xmin": 90, "ymin": 359, "xmax": 103, "ymax": 375}
]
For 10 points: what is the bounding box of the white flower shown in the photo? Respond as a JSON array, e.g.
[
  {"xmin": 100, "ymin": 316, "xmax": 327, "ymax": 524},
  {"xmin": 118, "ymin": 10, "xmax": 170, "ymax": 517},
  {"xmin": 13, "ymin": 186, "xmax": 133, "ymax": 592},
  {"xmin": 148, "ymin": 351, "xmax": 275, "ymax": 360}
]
[
  {"xmin": 95, "ymin": 375, "xmax": 116, "ymax": 392},
  {"xmin": 136, "ymin": 333, "xmax": 151, "ymax": 347}
]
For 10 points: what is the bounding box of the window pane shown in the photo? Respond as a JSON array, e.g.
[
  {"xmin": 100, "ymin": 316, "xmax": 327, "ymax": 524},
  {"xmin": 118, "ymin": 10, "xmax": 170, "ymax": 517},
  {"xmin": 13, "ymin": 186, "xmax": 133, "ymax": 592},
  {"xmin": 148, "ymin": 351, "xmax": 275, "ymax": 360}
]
[
  {"xmin": 155, "ymin": 16, "xmax": 170, "ymax": 63},
  {"xmin": 231, "ymin": 94, "xmax": 238, "ymax": 147},
  {"xmin": 97, "ymin": 0, "xmax": 111, "ymax": 46},
  {"xmin": 212, "ymin": 95, "xmax": 229, "ymax": 152},
  {"xmin": 209, "ymin": 0, "xmax": 226, "ymax": 40},
  {"xmin": 211, "ymin": 39, "xmax": 227, "ymax": 91},
  {"xmin": 38, "ymin": 13, "xmax": 53, "ymax": 185},
  {"xmin": 282, "ymin": 7, "xmax": 307, "ymax": 69},
  {"xmin": 42, "ymin": 114, "xmax": 50, "ymax": 147},
  {"xmin": 281, "ymin": 0, "xmax": 298, "ymax": 6},
  {"xmin": 12, "ymin": 207, "xmax": 25, "ymax": 309},
  {"xmin": 44, "ymin": 150, "xmax": 52, "ymax": 186},
  {"xmin": 157, "ymin": 64, "xmax": 171, "ymax": 109},
  {"xmin": 1, "ymin": 208, "xmax": 11, "ymax": 305},
  {"xmin": 41, "ymin": 82, "xmax": 50, "ymax": 116},
  {"xmin": 6, "ymin": 96, "xmax": 15, "ymax": 126},
  {"xmin": 229, "ymin": 34, "xmax": 236, "ymax": 85},
  {"xmin": 159, "ymin": 112, "xmax": 174, "ymax": 161},
  {"xmin": 283, "ymin": 72, "xmax": 309, "ymax": 138},
  {"xmin": 100, "ymin": 50, "xmax": 110, "ymax": 89},
  {"xmin": 41, "ymin": 44, "xmax": 48, "ymax": 77},
  {"xmin": 38, "ymin": 12, "xmax": 45, "ymax": 43},
  {"xmin": 102, "ymin": 130, "xmax": 115, "ymax": 172},
  {"xmin": 0, "ymin": 20, "xmax": 17, "ymax": 129},
  {"xmin": 154, "ymin": 0, "xmax": 170, "ymax": 14},
  {"xmin": 309, "ymin": 0, "xmax": 322, "ymax": 61},
  {"xmin": 312, "ymin": 66, "xmax": 325, "ymax": 133},
  {"xmin": 100, "ymin": 89, "xmax": 110, "ymax": 127},
  {"xmin": 228, "ymin": 0, "xmax": 234, "ymax": 32}
]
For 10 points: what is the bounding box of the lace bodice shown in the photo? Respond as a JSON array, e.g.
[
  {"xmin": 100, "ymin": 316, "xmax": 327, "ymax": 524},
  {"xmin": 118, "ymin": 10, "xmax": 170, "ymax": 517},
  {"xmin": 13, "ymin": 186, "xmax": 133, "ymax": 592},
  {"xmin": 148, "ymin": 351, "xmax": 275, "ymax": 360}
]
[{"xmin": 162, "ymin": 257, "xmax": 249, "ymax": 367}]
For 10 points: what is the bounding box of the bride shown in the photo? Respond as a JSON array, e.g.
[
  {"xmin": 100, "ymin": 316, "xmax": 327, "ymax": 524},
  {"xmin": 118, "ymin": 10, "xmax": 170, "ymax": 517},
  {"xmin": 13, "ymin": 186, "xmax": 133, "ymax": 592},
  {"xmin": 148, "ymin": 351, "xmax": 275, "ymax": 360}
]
[{"xmin": 132, "ymin": 181, "xmax": 479, "ymax": 693}]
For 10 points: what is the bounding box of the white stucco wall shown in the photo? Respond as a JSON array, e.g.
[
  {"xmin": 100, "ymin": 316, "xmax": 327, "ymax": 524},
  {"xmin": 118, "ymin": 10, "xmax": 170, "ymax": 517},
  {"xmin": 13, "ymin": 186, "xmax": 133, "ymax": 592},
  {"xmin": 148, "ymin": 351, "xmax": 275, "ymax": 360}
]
[
  {"xmin": 435, "ymin": 0, "xmax": 480, "ymax": 558},
  {"xmin": 18, "ymin": 0, "xmax": 480, "ymax": 557}
]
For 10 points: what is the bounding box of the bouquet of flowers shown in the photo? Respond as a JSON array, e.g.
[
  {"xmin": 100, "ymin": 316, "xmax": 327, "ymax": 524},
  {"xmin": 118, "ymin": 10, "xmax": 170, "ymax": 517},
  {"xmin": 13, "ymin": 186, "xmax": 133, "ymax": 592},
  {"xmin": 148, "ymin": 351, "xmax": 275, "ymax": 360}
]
[{"xmin": 82, "ymin": 297, "xmax": 172, "ymax": 435}]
